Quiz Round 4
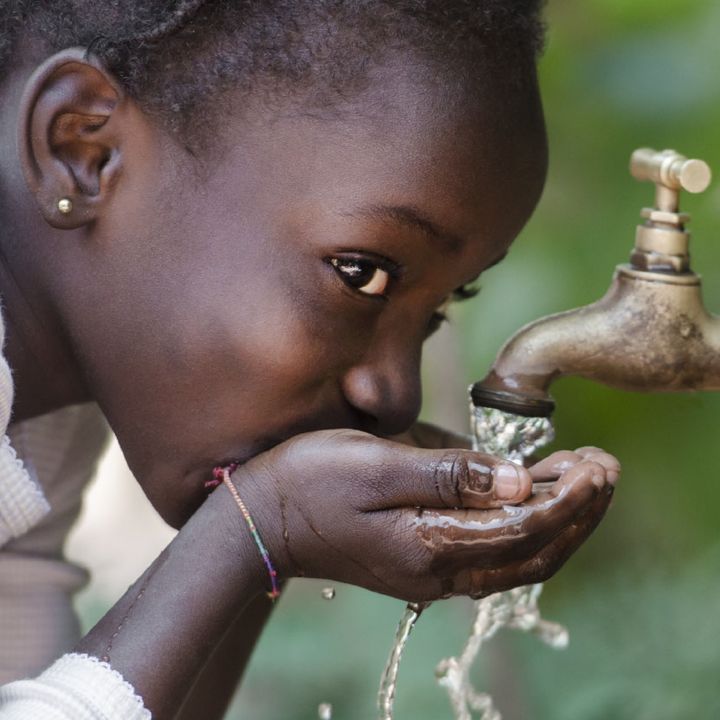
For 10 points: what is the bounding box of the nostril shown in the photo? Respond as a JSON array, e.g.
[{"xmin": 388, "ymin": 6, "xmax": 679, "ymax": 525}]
[
  {"xmin": 346, "ymin": 404, "xmax": 381, "ymax": 436},
  {"xmin": 377, "ymin": 396, "xmax": 422, "ymax": 437},
  {"xmin": 341, "ymin": 364, "xmax": 422, "ymax": 437}
]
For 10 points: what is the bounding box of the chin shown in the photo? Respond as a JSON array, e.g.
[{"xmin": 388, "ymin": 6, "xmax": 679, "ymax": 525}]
[
  {"xmin": 152, "ymin": 482, "xmax": 207, "ymax": 529},
  {"xmin": 142, "ymin": 447, "xmax": 260, "ymax": 529},
  {"xmin": 133, "ymin": 460, "xmax": 214, "ymax": 530},
  {"xmin": 128, "ymin": 433, "xmax": 295, "ymax": 529}
]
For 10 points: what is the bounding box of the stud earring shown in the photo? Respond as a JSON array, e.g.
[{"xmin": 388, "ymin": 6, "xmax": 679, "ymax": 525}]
[{"xmin": 57, "ymin": 198, "xmax": 73, "ymax": 215}]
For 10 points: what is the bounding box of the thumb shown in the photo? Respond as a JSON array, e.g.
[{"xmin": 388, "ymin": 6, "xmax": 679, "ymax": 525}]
[{"xmin": 356, "ymin": 436, "xmax": 532, "ymax": 511}]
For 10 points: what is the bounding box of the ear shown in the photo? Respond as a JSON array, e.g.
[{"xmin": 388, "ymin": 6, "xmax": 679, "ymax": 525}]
[{"xmin": 17, "ymin": 48, "xmax": 127, "ymax": 229}]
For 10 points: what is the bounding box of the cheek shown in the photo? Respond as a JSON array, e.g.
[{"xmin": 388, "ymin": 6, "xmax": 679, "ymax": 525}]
[
  {"xmin": 223, "ymin": 288, "xmax": 366, "ymax": 400},
  {"xmin": 171, "ymin": 268, "xmax": 369, "ymax": 433},
  {"xmin": 104, "ymin": 243, "xmax": 379, "ymax": 490},
  {"xmin": 228, "ymin": 252, "xmax": 377, "ymax": 374},
  {"xmin": 111, "ymin": 296, "xmax": 357, "ymax": 527},
  {"xmin": 233, "ymin": 323, "xmax": 331, "ymax": 399}
]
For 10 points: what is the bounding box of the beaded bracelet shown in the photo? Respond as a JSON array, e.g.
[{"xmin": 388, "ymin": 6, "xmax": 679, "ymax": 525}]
[{"xmin": 211, "ymin": 464, "xmax": 281, "ymax": 602}]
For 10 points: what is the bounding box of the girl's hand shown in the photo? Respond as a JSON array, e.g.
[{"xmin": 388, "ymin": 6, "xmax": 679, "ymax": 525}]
[{"xmin": 229, "ymin": 430, "xmax": 619, "ymax": 602}]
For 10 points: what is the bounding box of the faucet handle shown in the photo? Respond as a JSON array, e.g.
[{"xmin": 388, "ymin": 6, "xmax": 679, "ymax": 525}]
[
  {"xmin": 629, "ymin": 148, "xmax": 712, "ymax": 273},
  {"xmin": 630, "ymin": 148, "xmax": 712, "ymax": 211}
]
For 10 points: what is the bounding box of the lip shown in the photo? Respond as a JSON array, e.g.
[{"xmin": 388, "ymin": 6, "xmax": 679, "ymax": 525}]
[
  {"xmin": 189, "ymin": 437, "xmax": 284, "ymax": 490},
  {"xmin": 190, "ymin": 400, "xmax": 370, "ymax": 486}
]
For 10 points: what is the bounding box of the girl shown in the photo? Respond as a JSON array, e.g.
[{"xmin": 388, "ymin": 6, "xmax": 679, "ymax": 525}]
[{"xmin": 0, "ymin": 1, "xmax": 619, "ymax": 718}]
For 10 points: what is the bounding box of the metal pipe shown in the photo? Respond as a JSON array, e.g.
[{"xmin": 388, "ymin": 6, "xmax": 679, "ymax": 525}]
[{"xmin": 472, "ymin": 148, "xmax": 715, "ymax": 417}]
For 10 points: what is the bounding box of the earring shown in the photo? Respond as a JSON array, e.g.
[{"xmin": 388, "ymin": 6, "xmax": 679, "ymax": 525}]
[{"xmin": 57, "ymin": 198, "xmax": 73, "ymax": 215}]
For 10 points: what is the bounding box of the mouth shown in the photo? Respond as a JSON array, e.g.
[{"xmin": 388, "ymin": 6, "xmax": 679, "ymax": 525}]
[
  {"xmin": 169, "ymin": 401, "xmax": 371, "ymax": 527},
  {"xmin": 211, "ymin": 399, "xmax": 372, "ymax": 475},
  {"xmin": 186, "ymin": 425, "xmax": 332, "ymax": 497}
]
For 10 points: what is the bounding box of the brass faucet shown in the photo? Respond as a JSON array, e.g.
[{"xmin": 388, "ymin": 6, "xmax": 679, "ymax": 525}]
[{"xmin": 472, "ymin": 148, "xmax": 715, "ymax": 418}]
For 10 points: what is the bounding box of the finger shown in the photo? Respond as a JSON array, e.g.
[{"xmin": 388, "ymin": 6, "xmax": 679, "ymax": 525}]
[
  {"xmin": 574, "ymin": 447, "xmax": 621, "ymax": 486},
  {"xmin": 529, "ymin": 448, "xmax": 621, "ymax": 487},
  {"xmin": 409, "ymin": 459, "xmax": 611, "ymax": 572},
  {"xmin": 278, "ymin": 430, "xmax": 529, "ymax": 511},
  {"xmin": 365, "ymin": 439, "xmax": 533, "ymax": 511},
  {"xmin": 460, "ymin": 487, "xmax": 611, "ymax": 597},
  {"xmin": 527, "ymin": 450, "xmax": 584, "ymax": 482}
]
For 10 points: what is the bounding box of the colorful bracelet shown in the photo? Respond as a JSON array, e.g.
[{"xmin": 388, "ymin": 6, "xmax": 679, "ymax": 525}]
[{"xmin": 212, "ymin": 464, "xmax": 281, "ymax": 602}]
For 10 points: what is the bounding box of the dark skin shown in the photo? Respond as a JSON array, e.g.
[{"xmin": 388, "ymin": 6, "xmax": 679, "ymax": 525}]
[{"xmin": 0, "ymin": 47, "xmax": 620, "ymax": 719}]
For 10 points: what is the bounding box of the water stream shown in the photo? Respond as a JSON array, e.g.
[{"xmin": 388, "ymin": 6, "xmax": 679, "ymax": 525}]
[
  {"xmin": 377, "ymin": 602, "xmax": 430, "ymax": 720},
  {"xmin": 376, "ymin": 403, "xmax": 566, "ymax": 720}
]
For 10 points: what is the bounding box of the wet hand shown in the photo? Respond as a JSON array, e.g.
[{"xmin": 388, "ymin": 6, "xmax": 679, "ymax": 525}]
[
  {"xmin": 423, "ymin": 447, "xmax": 620, "ymax": 598},
  {"xmin": 228, "ymin": 431, "xmax": 618, "ymax": 602}
]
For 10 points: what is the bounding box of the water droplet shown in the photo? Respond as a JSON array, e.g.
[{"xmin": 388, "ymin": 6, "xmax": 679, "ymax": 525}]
[
  {"xmin": 321, "ymin": 586, "xmax": 336, "ymax": 600},
  {"xmin": 318, "ymin": 702, "xmax": 333, "ymax": 719}
]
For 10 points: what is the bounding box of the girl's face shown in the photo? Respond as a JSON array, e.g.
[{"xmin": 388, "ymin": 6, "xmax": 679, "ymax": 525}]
[{"xmin": 62, "ymin": 64, "xmax": 547, "ymax": 526}]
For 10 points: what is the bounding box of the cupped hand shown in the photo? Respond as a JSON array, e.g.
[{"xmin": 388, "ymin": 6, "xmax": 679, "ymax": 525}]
[{"xmin": 229, "ymin": 430, "xmax": 618, "ymax": 602}]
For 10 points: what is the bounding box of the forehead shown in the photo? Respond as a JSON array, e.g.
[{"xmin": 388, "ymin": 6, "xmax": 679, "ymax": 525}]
[{"xmin": 207, "ymin": 62, "xmax": 547, "ymax": 262}]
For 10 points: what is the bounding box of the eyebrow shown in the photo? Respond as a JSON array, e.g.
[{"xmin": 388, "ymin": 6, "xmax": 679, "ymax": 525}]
[{"xmin": 346, "ymin": 203, "xmax": 465, "ymax": 253}]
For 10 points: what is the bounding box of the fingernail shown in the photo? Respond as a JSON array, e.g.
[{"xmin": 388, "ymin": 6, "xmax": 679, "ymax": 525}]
[
  {"xmin": 591, "ymin": 473, "xmax": 605, "ymax": 490},
  {"xmin": 493, "ymin": 462, "xmax": 521, "ymax": 499},
  {"xmin": 467, "ymin": 460, "xmax": 493, "ymax": 493}
]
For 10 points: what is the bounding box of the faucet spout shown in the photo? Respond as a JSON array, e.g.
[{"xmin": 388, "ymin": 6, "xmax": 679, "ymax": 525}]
[
  {"xmin": 472, "ymin": 148, "xmax": 716, "ymax": 418},
  {"xmin": 474, "ymin": 267, "xmax": 720, "ymax": 415}
]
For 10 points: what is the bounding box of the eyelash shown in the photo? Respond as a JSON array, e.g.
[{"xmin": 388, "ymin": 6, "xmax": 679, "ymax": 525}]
[
  {"xmin": 452, "ymin": 283, "xmax": 481, "ymax": 302},
  {"xmin": 427, "ymin": 283, "xmax": 481, "ymax": 336}
]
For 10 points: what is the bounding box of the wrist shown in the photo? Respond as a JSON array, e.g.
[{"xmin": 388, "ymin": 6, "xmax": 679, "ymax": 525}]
[
  {"xmin": 217, "ymin": 465, "xmax": 281, "ymax": 600},
  {"xmin": 201, "ymin": 476, "xmax": 270, "ymax": 599},
  {"xmin": 211, "ymin": 462, "xmax": 290, "ymax": 595}
]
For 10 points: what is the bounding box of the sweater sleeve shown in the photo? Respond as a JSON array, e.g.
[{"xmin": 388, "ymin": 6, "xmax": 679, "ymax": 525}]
[
  {"xmin": 0, "ymin": 654, "xmax": 151, "ymax": 719},
  {"xmin": 0, "ymin": 305, "xmax": 51, "ymax": 548},
  {"xmin": 0, "ymin": 435, "xmax": 50, "ymax": 548}
]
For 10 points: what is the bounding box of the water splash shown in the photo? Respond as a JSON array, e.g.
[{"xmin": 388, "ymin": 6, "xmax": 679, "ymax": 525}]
[
  {"xmin": 377, "ymin": 602, "xmax": 430, "ymax": 720},
  {"xmin": 435, "ymin": 584, "xmax": 568, "ymax": 720},
  {"xmin": 469, "ymin": 404, "xmax": 555, "ymax": 464},
  {"xmin": 376, "ymin": 403, "xmax": 565, "ymax": 720},
  {"xmin": 318, "ymin": 702, "xmax": 333, "ymax": 719},
  {"xmin": 433, "ymin": 404, "xmax": 565, "ymax": 720}
]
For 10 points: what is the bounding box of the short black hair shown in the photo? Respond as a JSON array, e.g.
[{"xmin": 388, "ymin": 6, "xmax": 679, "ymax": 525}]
[{"xmin": 2, "ymin": 1, "xmax": 545, "ymax": 134}]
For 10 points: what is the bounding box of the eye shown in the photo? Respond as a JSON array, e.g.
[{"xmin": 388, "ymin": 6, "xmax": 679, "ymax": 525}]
[
  {"xmin": 328, "ymin": 256, "xmax": 395, "ymax": 297},
  {"xmin": 425, "ymin": 284, "xmax": 482, "ymax": 338},
  {"xmin": 453, "ymin": 282, "xmax": 481, "ymax": 301},
  {"xmin": 426, "ymin": 310, "xmax": 448, "ymax": 338},
  {"xmin": 425, "ymin": 296, "xmax": 451, "ymax": 338}
]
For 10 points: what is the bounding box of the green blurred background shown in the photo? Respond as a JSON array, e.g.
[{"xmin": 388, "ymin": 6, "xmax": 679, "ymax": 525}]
[{"xmin": 74, "ymin": 1, "xmax": 720, "ymax": 718}]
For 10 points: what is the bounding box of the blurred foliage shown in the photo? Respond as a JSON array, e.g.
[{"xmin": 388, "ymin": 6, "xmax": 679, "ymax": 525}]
[
  {"xmin": 239, "ymin": 1, "xmax": 720, "ymax": 717},
  {"xmin": 516, "ymin": 546, "xmax": 720, "ymax": 720}
]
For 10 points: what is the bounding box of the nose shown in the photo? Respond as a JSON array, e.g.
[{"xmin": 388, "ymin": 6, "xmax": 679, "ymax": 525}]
[{"xmin": 340, "ymin": 344, "xmax": 422, "ymax": 437}]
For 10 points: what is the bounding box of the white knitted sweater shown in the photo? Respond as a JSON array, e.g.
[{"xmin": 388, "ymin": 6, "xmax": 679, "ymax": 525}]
[{"xmin": 0, "ymin": 312, "xmax": 151, "ymax": 718}]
